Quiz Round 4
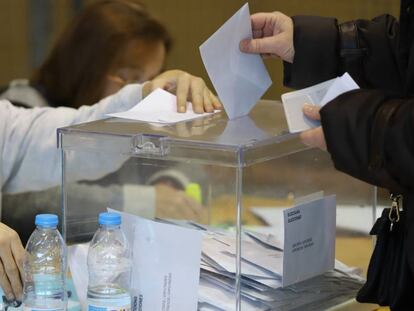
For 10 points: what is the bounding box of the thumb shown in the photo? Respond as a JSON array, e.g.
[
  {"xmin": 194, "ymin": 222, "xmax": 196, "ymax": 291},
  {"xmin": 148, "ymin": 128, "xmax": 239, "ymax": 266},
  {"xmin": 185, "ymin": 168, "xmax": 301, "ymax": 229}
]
[
  {"xmin": 240, "ymin": 36, "xmax": 280, "ymax": 55},
  {"xmin": 302, "ymin": 104, "xmax": 321, "ymax": 121}
]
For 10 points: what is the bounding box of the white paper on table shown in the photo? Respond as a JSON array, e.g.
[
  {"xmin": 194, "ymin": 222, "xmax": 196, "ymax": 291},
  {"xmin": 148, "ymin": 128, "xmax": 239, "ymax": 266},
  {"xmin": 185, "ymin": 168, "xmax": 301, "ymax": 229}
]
[
  {"xmin": 212, "ymin": 235, "xmax": 283, "ymax": 278},
  {"xmin": 282, "ymin": 72, "xmax": 359, "ymax": 133},
  {"xmin": 107, "ymin": 88, "xmax": 219, "ymax": 124},
  {"xmin": 68, "ymin": 243, "xmax": 89, "ymax": 310},
  {"xmin": 202, "ymin": 234, "xmax": 277, "ymax": 279},
  {"xmin": 282, "ymin": 195, "xmax": 336, "ymax": 287},
  {"xmin": 243, "ymin": 230, "xmax": 283, "ymax": 251},
  {"xmin": 249, "ymin": 191, "xmax": 324, "ymax": 249},
  {"xmin": 199, "ymin": 3, "xmax": 272, "ymax": 119},
  {"xmin": 250, "ymin": 207, "xmax": 285, "ymax": 242},
  {"xmin": 110, "ymin": 210, "xmax": 203, "ymax": 311}
]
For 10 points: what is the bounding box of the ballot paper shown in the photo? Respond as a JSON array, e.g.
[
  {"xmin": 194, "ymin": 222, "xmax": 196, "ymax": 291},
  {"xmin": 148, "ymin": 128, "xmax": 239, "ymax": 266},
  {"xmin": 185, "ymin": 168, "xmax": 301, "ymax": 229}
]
[
  {"xmin": 107, "ymin": 88, "xmax": 219, "ymax": 124},
  {"xmin": 282, "ymin": 72, "xmax": 359, "ymax": 133},
  {"xmin": 199, "ymin": 3, "xmax": 272, "ymax": 119},
  {"xmin": 67, "ymin": 201, "xmax": 363, "ymax": 311},
  {"xmin": 282, "ymin": 195, "xmax": 336, "ymax": 286},
  {"xmin": 159, "ymin": 195, "xmax": 335, "ymax": 310},
  {"xmin": 113, "ymin": 210, "xmax": 203, "ymax": 311}
]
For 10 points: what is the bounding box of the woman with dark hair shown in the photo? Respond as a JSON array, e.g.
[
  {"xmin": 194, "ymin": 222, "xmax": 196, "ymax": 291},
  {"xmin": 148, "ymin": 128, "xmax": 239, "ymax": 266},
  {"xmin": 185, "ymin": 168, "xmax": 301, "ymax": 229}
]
[{"xmin": 1, "ymin": 0, "xmax": 176, "ymax": 109}]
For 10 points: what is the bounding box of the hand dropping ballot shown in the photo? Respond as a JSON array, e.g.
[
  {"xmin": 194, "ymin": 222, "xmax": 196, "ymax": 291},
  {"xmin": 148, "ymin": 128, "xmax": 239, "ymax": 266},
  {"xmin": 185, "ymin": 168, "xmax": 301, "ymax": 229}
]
[
  {"xmin": 109, "ymin": 3, "xmax": 271, "ymax": 123},
  {"xmin": 282, "ymin": 72, "xmax": 359, "ymax": 133},
  {"xmin": 199, "ymin": 3, "xmax": 272, "ymax": 119}
]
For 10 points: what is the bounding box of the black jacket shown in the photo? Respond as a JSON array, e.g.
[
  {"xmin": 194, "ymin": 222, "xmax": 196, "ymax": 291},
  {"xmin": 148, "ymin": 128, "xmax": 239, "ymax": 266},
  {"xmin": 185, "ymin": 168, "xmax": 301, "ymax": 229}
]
[{"xmin": 284, "ymin": 1, "xmax": 414, "ymax": 310}]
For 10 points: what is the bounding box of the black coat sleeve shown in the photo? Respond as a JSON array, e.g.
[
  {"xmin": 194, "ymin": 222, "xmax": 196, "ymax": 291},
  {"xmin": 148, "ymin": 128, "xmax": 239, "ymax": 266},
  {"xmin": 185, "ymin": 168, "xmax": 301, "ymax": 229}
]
[
  {"xmin": 320, "ymin": 89, "xmax": 414, "ymax": 194},
  {"xmin": 284, "ymin": 15, "xmax": 405, "ymax": 93}
]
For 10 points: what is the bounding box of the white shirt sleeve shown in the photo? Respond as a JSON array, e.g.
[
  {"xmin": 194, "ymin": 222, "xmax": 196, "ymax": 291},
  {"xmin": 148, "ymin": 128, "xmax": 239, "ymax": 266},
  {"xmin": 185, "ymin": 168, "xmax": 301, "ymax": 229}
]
[{"xmin": 1, "ymin": 83, "xmax": 142, "ymax": 194}]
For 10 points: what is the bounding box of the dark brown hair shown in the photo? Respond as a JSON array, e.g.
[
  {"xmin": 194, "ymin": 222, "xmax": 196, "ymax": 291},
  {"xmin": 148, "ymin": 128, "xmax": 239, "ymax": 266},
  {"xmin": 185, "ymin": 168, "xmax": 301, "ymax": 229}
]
[{"xmin": 32, "ymin": 0, "xmax": 172, "ymax": 108}]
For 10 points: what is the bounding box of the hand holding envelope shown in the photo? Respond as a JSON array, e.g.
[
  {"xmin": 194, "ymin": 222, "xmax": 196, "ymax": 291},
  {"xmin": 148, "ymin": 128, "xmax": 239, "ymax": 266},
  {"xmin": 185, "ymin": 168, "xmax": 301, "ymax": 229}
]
[{"xmin": 200, "ymin": 3, "xmax": 272, "ymax": 120}]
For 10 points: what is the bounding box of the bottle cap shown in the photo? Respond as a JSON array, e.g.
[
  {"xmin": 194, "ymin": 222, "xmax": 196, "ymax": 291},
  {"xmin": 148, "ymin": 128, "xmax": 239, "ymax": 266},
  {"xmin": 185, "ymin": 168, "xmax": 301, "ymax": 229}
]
[
  {"xmin": 99, "ymin": 212, "xmax": 121, "ymax": 226},
  {"xmin": 185, "ymin": 183, "xmax": 202, "ymax": 203},
  {"xmin": 35, "ymin": 214, "xmax": 59, "ymax": 228}
]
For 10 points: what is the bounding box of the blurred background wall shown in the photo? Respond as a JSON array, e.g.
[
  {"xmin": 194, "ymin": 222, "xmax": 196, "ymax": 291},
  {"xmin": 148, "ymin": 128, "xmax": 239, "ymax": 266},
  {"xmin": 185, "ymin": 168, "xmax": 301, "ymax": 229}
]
[{"xmin": 0, "ymin": 0, "xmax": 399, "ymax": 99}]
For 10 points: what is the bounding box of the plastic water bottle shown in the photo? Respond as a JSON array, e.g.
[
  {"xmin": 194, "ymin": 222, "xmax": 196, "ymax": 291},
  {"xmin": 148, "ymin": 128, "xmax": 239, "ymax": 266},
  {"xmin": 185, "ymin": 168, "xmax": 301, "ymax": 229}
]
[
  {"xmin": 87, "ymin": 212, "xmax": 132, "ymax": 311},
  {"xmin": 23, "ymin": 214, "xmax": 67, "ymax": 310}
]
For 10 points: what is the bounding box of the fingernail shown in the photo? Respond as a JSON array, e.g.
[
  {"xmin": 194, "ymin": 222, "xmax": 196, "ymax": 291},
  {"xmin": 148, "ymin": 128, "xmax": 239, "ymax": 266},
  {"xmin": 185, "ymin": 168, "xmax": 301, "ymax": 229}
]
[
  {"xmin": 303, "ymin": 104, "xmax": 316, "ymax": 114},
  {"xmin": 239, "ymin": 40, "xmax": 248, "ymax": 51}
]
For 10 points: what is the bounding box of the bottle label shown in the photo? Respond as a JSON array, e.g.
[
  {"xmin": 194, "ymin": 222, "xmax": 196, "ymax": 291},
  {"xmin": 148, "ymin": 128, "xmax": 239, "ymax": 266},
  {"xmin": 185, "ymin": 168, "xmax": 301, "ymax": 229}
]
[
  {"xmin": 88, "ymin": 305, "xmax": 131, "ymax": 311},
  {"xmin": 23, "ymin": 308, "xmax": 64, "ymax": 311}
]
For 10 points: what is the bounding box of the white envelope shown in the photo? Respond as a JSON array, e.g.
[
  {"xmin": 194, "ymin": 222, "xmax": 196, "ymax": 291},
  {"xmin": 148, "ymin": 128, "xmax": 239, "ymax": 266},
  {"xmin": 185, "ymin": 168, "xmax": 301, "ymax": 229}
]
[
  {"xmin": 282, "ymin": 72, "xmax": 359, "ymax": 133},
  {"xmin": 112, "ymin": 210, "xmax": 203, "ymax": 311},
  {"xmin": 282, "ymin": 195, "xmax": 336, "ymax": 286},
  {"xmin": 250, "ymin": 193, "xmax": 336, "ymax": 287},
  {"xmin": 69, "ymin": 210, "xmax": 203, "ymax": 311},
  {"xmin": 199, "ymin": 3, "xmax": 272, "ymax": 119}
]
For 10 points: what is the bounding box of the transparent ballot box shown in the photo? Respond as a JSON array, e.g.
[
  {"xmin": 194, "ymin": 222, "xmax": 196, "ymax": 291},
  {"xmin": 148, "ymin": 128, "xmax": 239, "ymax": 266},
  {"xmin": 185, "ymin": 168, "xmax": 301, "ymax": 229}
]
[{"xmin": 58, "ymin": 100, "xmax": 378, "ymax": 311}]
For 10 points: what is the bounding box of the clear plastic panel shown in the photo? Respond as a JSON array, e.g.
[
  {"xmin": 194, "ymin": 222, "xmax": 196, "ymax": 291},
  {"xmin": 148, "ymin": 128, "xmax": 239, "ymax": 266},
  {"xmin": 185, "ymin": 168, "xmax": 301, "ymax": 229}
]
[
  {"xmin": 60, "ymin": 100, "xmax": 377, "ymax": 310},
  {"xmin": 62, "ymin": 146, "xmax": 241, "ymax": 310}
]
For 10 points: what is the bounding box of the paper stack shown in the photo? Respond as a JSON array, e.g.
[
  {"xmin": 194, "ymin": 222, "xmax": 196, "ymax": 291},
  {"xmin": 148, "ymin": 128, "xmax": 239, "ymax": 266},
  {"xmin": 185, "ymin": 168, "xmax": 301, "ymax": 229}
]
[
  {"xmin": 160, "ymin": 220, "xmax": 364, "ymax": 311},
  {"xmin": 69, "ymin": 200, "xmax": 363, "ymax": 311}
]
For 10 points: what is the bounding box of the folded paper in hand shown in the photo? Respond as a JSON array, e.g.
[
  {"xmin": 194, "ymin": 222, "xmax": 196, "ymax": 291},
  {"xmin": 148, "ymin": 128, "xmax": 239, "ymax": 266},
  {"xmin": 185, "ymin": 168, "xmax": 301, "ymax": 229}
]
[
  {"xmin": 107, "ymin": 88, "xmax": 219, "ymax": 124},
  {"xmin": 199, "ymin": 3, "xmax": 272, "ymax": 120},
  {"xmin": 282, "ymin": 72, "xmax": 359, "ymax": 133}
]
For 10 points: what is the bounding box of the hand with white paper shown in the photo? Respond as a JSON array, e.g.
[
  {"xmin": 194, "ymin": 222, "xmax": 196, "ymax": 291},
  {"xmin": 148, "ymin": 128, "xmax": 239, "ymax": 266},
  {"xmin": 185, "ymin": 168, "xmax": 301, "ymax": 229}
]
[
  {"xmin": 300, "ymin": 104, "xmax": 327, "ymax": 150},
  {"xmin": 142, "ymin": 70, "xmax": 222, "ymax": 114},
  {"xmin": 239, "ymin": 12, "xmax": 294, "ymax": 63},
  {"xmin": 199, "ymin": 3, "xmax": 272, "ymax": 120}
]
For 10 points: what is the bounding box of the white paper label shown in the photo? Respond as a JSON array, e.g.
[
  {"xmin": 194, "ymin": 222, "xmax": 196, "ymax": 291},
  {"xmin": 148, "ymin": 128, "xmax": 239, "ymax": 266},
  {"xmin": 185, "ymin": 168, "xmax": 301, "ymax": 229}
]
[
  {"xmin": 87, "ymin": 304, "xmax": 131, "ymax": 311},
  {"xmin": 23, "ymin": 307, "xmax": 64, "ymax": 311},
  {"xmin": 282, "ymin": 195, "xmax": 336, "ymax": 286}
]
